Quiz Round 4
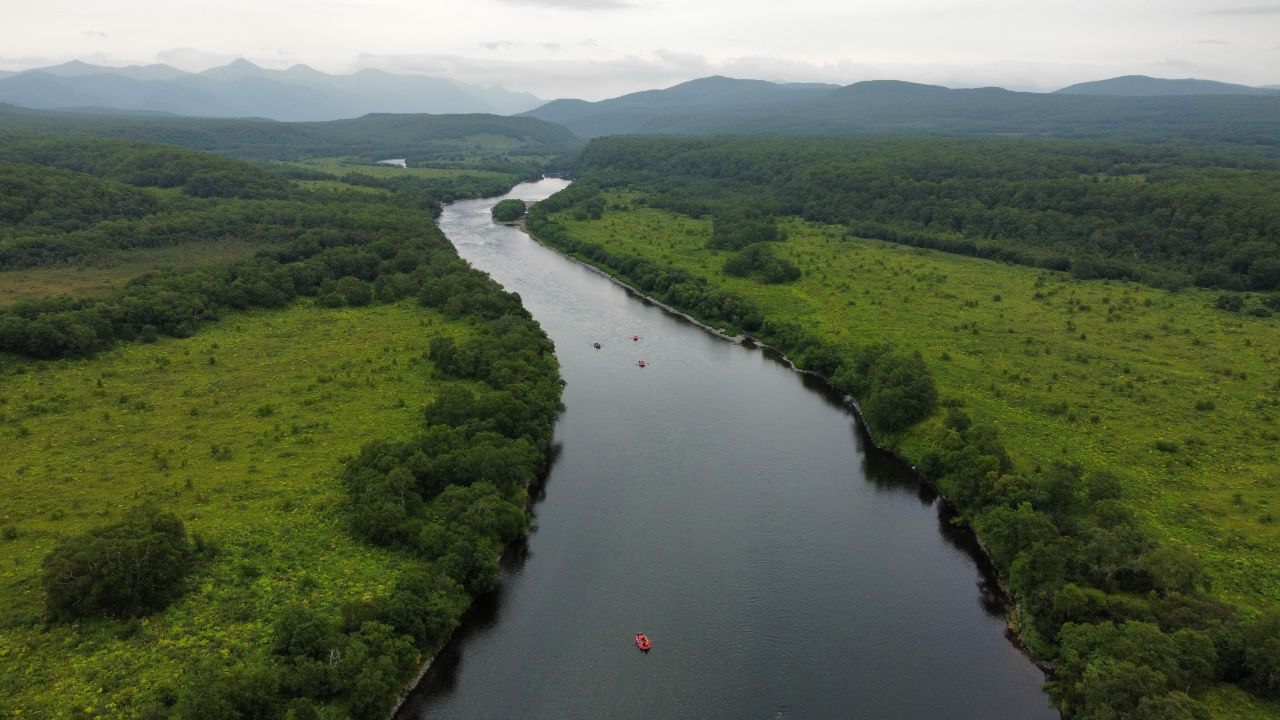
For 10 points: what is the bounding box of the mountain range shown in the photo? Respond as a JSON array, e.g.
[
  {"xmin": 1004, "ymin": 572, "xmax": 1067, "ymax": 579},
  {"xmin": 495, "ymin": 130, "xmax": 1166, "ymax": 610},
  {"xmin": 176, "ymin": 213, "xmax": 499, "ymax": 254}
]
[
  {"xmin": 521, "ymin": 76, "xmax": 1280, "ymax": 150},
  {"xmin": 1054, "ymin": 75, "xmax": 1280, "ymax": 96},
  {"xmin": 0, "ymin": 59, "xmax": 542, "ymax": 121}
]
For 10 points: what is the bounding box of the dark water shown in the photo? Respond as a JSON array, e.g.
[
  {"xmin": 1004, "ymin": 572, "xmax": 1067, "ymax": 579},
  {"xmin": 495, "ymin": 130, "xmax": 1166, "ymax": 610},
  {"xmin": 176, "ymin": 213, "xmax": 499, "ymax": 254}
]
[{"xmin": 397, "ymin": 179, "xmax": 1057, "ymax": 720}]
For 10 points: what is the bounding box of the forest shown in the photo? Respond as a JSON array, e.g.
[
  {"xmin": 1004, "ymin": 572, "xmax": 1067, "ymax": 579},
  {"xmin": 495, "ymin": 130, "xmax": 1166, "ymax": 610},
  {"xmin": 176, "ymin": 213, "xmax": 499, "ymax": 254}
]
[
  {"xmin": 525, "ymin": 177, "xmax": 1280, "ymax": 719},
  {"xmin": 572, "ymin": 135, "xmax": 1280, "ymax": 295},
  {"xmin": 0, "ymin": 104, "xmax": 582, "ymax": 163},
  {"xmin": 0, "ymin": 129, "xmax": 563, "ymax": 718}
]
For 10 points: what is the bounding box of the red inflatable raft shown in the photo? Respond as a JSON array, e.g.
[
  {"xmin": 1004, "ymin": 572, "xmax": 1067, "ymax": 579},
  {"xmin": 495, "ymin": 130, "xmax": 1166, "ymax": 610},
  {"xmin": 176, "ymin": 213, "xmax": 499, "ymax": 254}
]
[
  {"xmin": 635, "ymin": 633, "xmax": 651, "ymax": 652},
  {"xmin": 637, "ymin": 360, "xmax": 647, "ymax": 368}
]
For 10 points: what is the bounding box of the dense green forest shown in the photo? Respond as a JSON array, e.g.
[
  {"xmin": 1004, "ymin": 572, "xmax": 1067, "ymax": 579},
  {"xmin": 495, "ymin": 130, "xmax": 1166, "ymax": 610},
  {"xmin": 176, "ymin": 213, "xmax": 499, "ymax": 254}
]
[
  {"xmin": 525, "ymin": 175, "xmax": 1280, "ymax": 719},
  {"xmin": 572, "ymin": 135, "xmax": 1280, "ymax": 294},
  {"xmin": 0, "ymin": 104, "xmax": 582, "ymax": 163},
  {"xmin": 0, "ymin": 131, "xmax": 562, "ymax": 718}
]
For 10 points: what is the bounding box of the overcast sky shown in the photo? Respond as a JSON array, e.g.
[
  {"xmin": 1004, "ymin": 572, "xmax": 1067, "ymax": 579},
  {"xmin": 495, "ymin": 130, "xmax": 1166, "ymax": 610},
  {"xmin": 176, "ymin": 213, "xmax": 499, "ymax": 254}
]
[{"xmin": 2, "ymin": 0, "xmax": 1278, "ymax": 99}]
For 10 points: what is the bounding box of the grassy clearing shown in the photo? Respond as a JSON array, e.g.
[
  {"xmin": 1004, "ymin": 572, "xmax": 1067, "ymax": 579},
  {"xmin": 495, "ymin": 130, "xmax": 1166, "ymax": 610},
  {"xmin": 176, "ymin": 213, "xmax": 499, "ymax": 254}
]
[
  {"xmin": 0, "ymin": 240, "xmax": 272, "ymax": 307},
  {"xmin": 555, "ymin": 198, "xmax": 1280, "ymax": 608},
  {"xmin": 0, "ymin": 300, "xmax": 469, "ymax": 718},
  {"xmin": 294, "ymin": 158, "xmax": 517, "ymax": 183}
]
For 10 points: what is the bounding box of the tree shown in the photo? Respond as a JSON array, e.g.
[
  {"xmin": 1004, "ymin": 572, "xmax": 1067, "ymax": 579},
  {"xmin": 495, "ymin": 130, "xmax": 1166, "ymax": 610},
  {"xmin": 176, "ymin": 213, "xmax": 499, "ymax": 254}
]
[
  {"xmin": 41, "ymin": 504, "xmax": 194, "ymax": 620},
  {"xmin": 863, "ymin": 350, "xmax": 938, "ymax": 433},
  {"xmin": 1244, "ymin": 611, "xmax": 1280, "ymax": 697},
  {"xmin": 491, "ymin": 199, "xmax": 527, "ymax": 222}
]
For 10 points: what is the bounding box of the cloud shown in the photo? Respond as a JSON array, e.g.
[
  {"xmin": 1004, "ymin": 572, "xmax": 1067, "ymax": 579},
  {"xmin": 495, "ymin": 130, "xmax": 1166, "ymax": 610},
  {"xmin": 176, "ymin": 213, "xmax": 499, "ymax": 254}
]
[
  {"xmin": 494, "ymin": 0, "xmax": 632, "ymax": 8},
  {"xmin": 479, "ymin": 41, "xmax": 519, "ymax": 51},
  {"xmin": 84, "ymin": 31, "xmax": 109, "ymax": 38},
  {"xmin": 1195, "ymin": 39, "xmax": 1229, "ymax": 45},
  {"xmin": 355, "ymin": 51, "xmax": 1124, "ymax": 100},
  {"xmin": 1202, "ymin": 4, "xmax": 1280, "ymax": 15}
]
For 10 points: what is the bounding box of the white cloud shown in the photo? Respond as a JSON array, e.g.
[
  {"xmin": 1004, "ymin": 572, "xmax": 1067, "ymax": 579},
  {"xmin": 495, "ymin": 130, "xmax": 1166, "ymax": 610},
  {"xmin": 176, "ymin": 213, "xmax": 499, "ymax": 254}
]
[
  {"xmin": 494, "ymin": 0, "xmax": 632, "ymax": 8},
  {"xmin": 1203, "ymin": 4, "xmax": 1280, "ymax": 15}
]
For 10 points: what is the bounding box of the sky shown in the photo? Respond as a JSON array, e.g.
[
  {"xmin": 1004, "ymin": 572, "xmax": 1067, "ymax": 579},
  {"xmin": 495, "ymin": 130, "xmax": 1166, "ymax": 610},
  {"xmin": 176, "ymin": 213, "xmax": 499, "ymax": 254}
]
[{"xmin": 2, "ymin": 0, "xmax": 1278, "ymax": 100}]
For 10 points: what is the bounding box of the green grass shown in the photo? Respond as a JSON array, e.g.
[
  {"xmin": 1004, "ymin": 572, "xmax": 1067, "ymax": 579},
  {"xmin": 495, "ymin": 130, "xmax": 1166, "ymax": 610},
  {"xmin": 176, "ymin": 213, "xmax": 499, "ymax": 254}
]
[
  {"xmin": 555, "ymin": 198, "xmax": 1280, "ymax": 607},
  {"xmin": 0, "ymin": 300, "xmax": 470, "ymax": 718},
  {"xmin": 0, "ymin": 240, "xmax": 273, "ymax": 307},
  {"xmin": 552, "ymin": 198, "xmax": 1280, "ymax": 718},
  {"xmin": 293, "ymin": 158, "xmax": 518, "ymax": 183}
]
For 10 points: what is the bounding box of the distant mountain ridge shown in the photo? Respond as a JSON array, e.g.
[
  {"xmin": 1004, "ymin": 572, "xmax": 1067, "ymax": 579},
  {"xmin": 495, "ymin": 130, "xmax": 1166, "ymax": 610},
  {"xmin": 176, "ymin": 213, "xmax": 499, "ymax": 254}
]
[
  {"xmin": 521, "ymin": 75, "xmax": 1280, "ymax": 153},
  {"xmin": 1055, "ymin": 75, "xmax": 1280, "ymax": 96},
  {"xmin": 0, "ymin": 59, "xmax": 543, "ymax": 121}
]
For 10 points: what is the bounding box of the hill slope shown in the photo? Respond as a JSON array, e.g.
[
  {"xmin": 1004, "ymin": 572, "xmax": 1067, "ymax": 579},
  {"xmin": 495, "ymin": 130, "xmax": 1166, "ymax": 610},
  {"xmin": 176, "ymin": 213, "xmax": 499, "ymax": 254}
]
[
  {"xmin": 522, "ymin": 76, "xmax": 1280, "ymax": 155},
  {"xmin": 0, "ymin": 104, "xmax": 582, "ymax": 162},
  {"xmin": 1055, "ymin": 75, "xmax": 1280, "ymax": 96}
]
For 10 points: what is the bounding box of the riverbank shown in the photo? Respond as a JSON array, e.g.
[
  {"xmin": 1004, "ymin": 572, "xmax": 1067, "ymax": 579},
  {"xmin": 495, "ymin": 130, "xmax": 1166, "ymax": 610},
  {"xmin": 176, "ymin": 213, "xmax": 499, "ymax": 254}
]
[
  {"xmin": 518, "ymin": 215, "xmax": 1049, "ymax": 667},
  {"xmin": 522, "ymin": 185, "xmax": 1280, "ymax": 719},
  {"xmin": 395, "ymin": 179, "xmax": 1058, "ymax": 719}
]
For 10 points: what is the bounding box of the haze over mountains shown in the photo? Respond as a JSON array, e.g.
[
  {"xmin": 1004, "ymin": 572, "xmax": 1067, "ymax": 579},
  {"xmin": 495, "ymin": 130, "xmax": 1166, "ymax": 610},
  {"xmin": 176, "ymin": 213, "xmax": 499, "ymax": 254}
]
[
  {"xmin": 0, "ymin": 59, "xmax": 542, "ymax": 121},
  {"xmin": 520, "ymin": 76, "xmax": 1280, "ymax": 150},
  {"xmin": 2, "ymin": 60, "xmax": 1277, "ymax": 153}
]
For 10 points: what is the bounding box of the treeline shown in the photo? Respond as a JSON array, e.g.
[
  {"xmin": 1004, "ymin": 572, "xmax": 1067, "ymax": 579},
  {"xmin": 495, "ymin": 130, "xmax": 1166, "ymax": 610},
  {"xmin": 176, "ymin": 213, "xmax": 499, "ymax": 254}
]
[
  {"xmin": 0, "ymin": 132, "xmax": 523, "ymax": 272},
  {"xmin": 528, "ymin": 182, "xmax": 935, "ymax": 439},
  {"xmin": 574, "ymin": 135, "xmax": 1280, "ymax": 292},
  {"xmin": 527, "ymin": 182, "xmax": 1280, "ymax": 717},
  {"xmin": 0, "ymin": 106, "xmax": 583, "ymax": 163},
  {"xmin": 0, "ymin": 198, "xmax": 449, "ymax": 358},
  {"xmin": 19, "ymin": 135, "xmax": 566, "ymax": 717},
  {"xmin": 34, "ymin": 244, "xmax": 564, "ymax": 719},
  {"xmin": 167, "ymin": 250, "xmax": 563, "ymax": 720},
  {"xmin": 0, "ymin": 133, "xmax": 288, "ymax": 198}
]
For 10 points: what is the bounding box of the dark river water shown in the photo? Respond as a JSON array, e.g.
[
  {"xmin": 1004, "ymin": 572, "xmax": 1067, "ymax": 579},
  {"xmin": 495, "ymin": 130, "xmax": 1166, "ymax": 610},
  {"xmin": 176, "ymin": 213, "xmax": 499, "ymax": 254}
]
[{"xmin": 396, "ymin": 179, "xmax": 1057, "ymax": 720}]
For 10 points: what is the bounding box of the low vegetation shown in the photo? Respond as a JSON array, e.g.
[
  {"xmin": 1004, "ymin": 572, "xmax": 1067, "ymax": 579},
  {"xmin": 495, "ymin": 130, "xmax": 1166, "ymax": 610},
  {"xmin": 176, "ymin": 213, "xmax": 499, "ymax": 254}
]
[
  {"xmin": 573, "ymin": 135, "xmax": 1280, "ymax": 293},
  {"xmin": 526, "ymin": 179, "xmax": 1280, "ymax": 719},
  {"xmin": 1, "ymin": 128, "xmax": 563, "ymax": 718}
]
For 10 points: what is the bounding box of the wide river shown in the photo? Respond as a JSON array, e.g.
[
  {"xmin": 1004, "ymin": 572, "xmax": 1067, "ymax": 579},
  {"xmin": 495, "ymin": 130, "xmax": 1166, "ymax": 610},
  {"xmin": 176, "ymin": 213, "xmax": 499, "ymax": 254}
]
[{"xmin": 396, "ymin": 179, "xmax": 1058, "ymax": 719}]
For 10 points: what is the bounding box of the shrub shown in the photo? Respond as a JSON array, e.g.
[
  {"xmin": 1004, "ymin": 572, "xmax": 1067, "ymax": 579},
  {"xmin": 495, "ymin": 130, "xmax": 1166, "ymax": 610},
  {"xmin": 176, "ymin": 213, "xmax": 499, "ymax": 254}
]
[
  {"xmin": 174, "ymin": 660, "xmax": 281, "ymax": 720},
  {"xmin": 491, "ymin": 199, "xmax": 527, "ymax": 222},
  {"xmin": 1213, "ymin": 294, "xmax": 1244, "ymax": 312},
  {"xmin": 723, "ymin": 243, "xmax": 801, "ymax": 283},
  {"xmin": 1244, "ymin": 610, "xmax": 1280, "ymax": 697},
  {"xmin": 708, "ymin": 208, "xmax": 783, "ymax": 250},
  {"xmin": 41, "ymin": 505, "xmax": 194, "ymax": 620},
  {"xmin": 862, "ymin": 350, "xmax": 938, "ymax": 434}
]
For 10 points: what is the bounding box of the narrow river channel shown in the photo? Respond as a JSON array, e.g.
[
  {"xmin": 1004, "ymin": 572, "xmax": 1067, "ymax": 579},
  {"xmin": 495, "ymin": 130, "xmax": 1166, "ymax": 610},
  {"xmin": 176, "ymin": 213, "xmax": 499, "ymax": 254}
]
[{"xmin": 396, "ymin": 179, "xmax": 1058, "ymax": 719}]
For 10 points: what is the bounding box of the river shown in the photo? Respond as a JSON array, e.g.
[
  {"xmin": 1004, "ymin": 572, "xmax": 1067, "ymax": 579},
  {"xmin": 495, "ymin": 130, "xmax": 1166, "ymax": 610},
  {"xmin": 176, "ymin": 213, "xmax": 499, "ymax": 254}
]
[{"xmin": 395, "ymin": 179, "xmax": 1058, "ymax": 719}]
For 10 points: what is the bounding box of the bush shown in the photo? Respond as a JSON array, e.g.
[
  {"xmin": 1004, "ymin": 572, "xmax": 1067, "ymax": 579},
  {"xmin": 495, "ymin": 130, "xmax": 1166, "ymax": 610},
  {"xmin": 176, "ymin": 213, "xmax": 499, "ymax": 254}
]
[
  {"xmin": 491, "ymin": 199, "xmax": 527, "ymax": 222},
  {"xmin": 41, "ymin": 505, "xmax": 194, "ymax": 620},
  {"xmin": 174, "ymin": 660, "xmax": 281, "ymax": 720},
  {"xmin": 723, "ymin": 243, "xmax": 801, "ymax": 283},
  {"xmin": 862, "ymin": 350, "xmax": 939, "ymax": 434},
  {"xmin": 1213, "ymin": 294, "xmax": 1244, "ymax": 312},
  {"xmin": 708, "ymin": 208, "xmax": 783, "ymax": 250},
  {"xmin": 1244, "ymin": 611, "xmax": 1280, "ymax": 697}
]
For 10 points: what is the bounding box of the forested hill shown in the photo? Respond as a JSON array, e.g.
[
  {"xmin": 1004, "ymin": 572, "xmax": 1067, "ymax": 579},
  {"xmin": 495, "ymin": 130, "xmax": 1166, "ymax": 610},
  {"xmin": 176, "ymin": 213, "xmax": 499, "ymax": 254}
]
[
  {"xmin": 570, "ymin": 135, "xmax": 1280, "ymax": 293},
  {"xmin": 522, "ymin": 76, "xmax": 1280, "ymax": 156},
  {"xmin": 0, "ymin": 104, "xmax": 582, "ymax": 162},
  {"xmin": 1054, "ymin": 75, "xmax": 1280, "ymax": 97}
]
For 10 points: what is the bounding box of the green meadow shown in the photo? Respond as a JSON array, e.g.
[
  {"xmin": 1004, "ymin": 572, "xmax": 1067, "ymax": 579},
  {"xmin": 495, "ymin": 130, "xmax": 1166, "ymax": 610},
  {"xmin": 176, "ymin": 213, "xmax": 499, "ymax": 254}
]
[
  {"xmin": 0, "ymin": 300, "xmax": 468, "ymax": 718},
  {"xmin": 0, "ymin": 240, "xmax": 272, "ymax": 307},
  {"xmin": 543, "ymin": 197, "xmax": 1280, "ymax": 718},
  {"xmin": 554, "ymin": 198, "xmax": 1280, "ymax": 609}
]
